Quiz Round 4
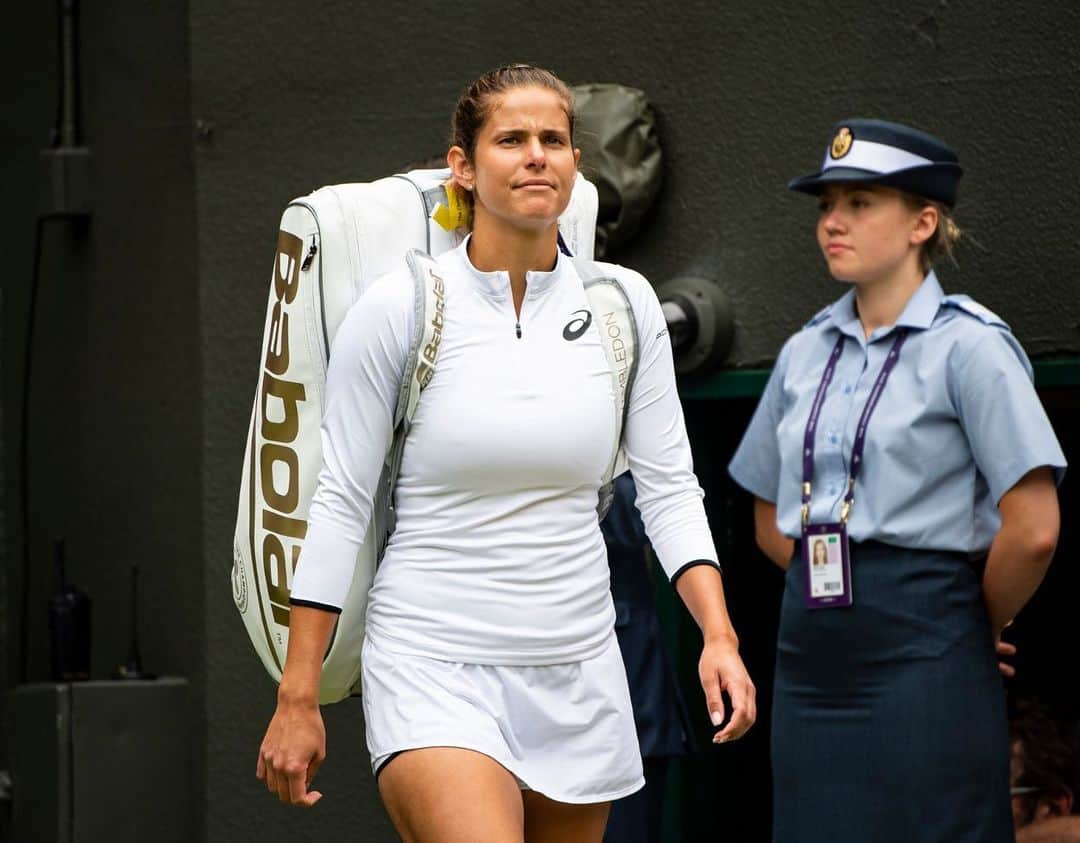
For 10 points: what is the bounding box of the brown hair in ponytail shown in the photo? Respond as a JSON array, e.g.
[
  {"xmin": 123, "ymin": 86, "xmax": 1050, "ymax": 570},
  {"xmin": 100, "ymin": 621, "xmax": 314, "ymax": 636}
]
[{"xmin": 449, "ymin": 64, "xmax": 576, "ymax": 161}]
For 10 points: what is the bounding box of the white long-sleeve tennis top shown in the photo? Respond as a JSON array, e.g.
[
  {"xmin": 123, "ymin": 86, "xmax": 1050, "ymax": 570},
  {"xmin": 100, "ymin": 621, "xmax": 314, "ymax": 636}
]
[{"xmin": 290, "ymin": 238, "xmax": 718, "ymax": 664}]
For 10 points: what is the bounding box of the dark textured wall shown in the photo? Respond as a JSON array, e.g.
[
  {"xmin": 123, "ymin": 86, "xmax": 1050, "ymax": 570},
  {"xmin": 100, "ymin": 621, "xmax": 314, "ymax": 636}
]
[
  {"xmin": 0, "ymin": 10, "xmax": 58, "ymax": 834},
  {"xmin": 1, "ymin": 0, "xmax": 204, "ymax": 838},
  {"xmin": 3, "ymin": 0, "xmax": 1079, "ymax": 841},
  {"xmin": 2, "ymin": 0, "xmax": 61, "ymax": 697}
]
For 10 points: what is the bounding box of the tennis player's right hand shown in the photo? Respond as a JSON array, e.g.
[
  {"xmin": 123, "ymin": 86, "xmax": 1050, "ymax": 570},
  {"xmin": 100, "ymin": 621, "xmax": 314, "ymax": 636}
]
[{"xmin": 257, "ymin": 696, "xmax": 326, "ymax": 807}]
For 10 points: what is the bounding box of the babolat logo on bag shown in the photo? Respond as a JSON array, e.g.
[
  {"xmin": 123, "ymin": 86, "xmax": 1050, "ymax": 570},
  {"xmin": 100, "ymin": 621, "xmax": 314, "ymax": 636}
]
[
  {"xmin": 257, "ymin": 230, "xmax": 309, "ymax": 635},
  {"xmin": 415, "ymin": 271, "xmax": 446, "ymax": 388}
]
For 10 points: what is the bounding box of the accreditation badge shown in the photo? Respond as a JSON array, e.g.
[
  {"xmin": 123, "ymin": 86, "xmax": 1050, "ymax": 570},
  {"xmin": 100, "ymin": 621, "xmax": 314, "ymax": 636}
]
[{"xmin": 802, "ymin": 523, "xmax": 852, "ymax": 609}]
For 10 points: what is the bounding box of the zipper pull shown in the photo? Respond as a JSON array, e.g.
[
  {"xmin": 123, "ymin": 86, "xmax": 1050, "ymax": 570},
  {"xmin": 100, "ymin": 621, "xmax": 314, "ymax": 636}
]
[
  {"xmin": 301, "ymin": 236, "xmax": 317, "ymax": 271},
  {"xmin": 515, "ymin": 321, "xmax": 522, "ymax": 339}
]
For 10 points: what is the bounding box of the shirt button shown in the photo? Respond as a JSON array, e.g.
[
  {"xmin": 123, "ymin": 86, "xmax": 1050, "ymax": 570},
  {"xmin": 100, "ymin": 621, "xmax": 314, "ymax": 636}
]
[
  {"xmin": 843, "ymin": 384, "xmax": 853, "ymax": 394},
  {"xmin": 829, "ymin": 435, "xmax": 838, "ymax": 444}
]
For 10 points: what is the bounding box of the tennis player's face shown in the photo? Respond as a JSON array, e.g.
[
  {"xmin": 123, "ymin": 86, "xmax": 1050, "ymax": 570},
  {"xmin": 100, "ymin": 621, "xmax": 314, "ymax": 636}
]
[
  {"xmin": 816, "ymin": 184, "xmax": 927, "ymax": 286},
  {"xmin": 467, "ymin": 86, "xmax": 580, "ymax": 232}
]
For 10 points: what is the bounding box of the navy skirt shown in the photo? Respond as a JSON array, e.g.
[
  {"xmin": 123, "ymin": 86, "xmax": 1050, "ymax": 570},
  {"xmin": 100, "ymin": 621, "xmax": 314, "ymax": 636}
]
[{"xmin": 771, "ymin": 541, "xmax": 1012, "ymax": 843}]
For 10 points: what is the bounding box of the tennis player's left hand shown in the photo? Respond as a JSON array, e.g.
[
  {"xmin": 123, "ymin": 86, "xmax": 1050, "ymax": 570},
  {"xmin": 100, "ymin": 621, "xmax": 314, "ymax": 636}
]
[{"xmin": 699, "ymin": 637, "xmax": 756, "ymax": 744}]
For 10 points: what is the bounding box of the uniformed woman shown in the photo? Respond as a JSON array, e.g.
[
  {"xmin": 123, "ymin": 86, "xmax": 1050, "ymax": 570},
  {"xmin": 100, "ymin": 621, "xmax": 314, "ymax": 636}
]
[{"xmin": 729, "ymin": 118, "xmax": 1067, "ymax": 842}]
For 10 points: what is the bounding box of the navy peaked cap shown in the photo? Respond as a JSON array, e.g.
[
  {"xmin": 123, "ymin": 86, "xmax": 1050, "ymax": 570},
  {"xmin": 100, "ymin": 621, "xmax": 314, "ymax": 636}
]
[{"xmin": 788, "ymin": 118, "xmax": 963, "ymax": 206}]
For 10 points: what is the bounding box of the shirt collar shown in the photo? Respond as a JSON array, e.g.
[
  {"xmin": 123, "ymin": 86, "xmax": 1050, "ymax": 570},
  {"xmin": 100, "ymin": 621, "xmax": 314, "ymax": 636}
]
[
  {"xmin": 450, "ymin": 234, "xmax": 564, "ymax": 301},
  {"xmin": 896, "ymin": 270, "xmax": 944, "ymax": 330},
  {"xmin": 826, "ymin": 270, "xmax": 945, "ymax": 341}
]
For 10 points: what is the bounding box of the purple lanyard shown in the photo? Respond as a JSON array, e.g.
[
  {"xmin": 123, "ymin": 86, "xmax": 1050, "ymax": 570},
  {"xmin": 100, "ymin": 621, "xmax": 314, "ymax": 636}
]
[{"xmin": 801, "ymin": 330, "xmax": 909, "ymax": 525}]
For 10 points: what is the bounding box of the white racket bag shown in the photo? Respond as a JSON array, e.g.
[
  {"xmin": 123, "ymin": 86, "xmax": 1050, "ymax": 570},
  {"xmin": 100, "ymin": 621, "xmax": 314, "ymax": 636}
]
[{"xmin": 232, "ymin": 169, "xmax": 599, "ymax": 703}]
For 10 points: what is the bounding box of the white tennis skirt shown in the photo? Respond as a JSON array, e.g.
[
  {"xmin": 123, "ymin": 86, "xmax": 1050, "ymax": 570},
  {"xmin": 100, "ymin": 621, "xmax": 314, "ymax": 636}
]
[{"xmin": 361, "ymin": 632, "xmax": 645, "ymax": 804}]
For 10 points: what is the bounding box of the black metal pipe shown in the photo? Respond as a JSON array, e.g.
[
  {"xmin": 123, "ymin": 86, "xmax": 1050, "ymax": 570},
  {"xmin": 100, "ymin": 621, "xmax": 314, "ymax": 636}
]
[{"xmin": 58, "ymin": 0, "xmax": 81, "ymax": 148}]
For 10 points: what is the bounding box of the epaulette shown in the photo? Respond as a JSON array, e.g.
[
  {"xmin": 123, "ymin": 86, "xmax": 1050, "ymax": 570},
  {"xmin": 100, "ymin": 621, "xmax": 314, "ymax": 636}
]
[
  {"xmin": 803, "ymin": 303, "xmax": 832, "ymax": 329},
  {"xmin": 941, "ymin": 294, "xmax": 1009, "ymax": 329}
]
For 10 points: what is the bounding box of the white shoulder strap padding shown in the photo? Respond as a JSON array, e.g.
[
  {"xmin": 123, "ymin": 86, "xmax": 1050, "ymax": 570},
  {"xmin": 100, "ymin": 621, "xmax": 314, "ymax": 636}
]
[
  {"xmin": 402, "ymin": 250, "xmax": 446, "ymax": 422},
  {"xmin": 370, "ymin": 250, "xmax": 445, "ymax": 559},
  {"xmin": 574, "ymin": 258, "xmax": 639, "ymax": 519},
  {"xmin": 233, "ymin": 170, "xmax": 598, "ymax": 704}
]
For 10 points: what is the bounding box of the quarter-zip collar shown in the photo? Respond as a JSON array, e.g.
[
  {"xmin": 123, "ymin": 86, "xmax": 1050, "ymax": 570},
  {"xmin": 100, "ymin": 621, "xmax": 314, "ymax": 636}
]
[{"xmin": 448, "ymin": 234, "xmax": 565, "ymax": 303}]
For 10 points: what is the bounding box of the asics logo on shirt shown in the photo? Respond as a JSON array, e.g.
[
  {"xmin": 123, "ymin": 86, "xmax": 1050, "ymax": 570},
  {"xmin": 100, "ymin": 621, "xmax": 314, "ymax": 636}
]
[{"xmin": 563, "ymin": 310, "xmax": 592, "ymax": 341}]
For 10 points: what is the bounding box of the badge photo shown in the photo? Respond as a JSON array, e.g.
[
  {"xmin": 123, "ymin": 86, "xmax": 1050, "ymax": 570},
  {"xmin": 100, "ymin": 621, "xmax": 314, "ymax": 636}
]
[{"xmin": 802, "ymin": 523, "xmax": 853, "ymax": 609}]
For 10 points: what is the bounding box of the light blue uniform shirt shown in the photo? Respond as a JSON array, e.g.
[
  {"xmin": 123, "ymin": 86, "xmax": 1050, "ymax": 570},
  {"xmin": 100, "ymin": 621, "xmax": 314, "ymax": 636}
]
[{"xmin": 729, "ymin": 271, "xmax": 1066, "ymax": 553}]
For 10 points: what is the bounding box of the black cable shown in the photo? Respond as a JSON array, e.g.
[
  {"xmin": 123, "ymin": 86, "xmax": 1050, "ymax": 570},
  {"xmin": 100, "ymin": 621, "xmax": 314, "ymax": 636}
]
[{"xmin": 18, "ymin": 217, "xmax": 50, "ymax": 684}]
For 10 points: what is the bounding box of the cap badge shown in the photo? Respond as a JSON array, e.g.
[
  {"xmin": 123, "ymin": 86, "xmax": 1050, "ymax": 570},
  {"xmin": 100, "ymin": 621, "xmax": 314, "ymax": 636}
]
[{"xmin": 830, "ymin": 127, "xmax": 853, "ymax": 160}]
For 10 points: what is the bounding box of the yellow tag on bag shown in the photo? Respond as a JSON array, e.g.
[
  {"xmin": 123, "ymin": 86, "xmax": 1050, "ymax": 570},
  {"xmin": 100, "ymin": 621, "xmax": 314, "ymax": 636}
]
[{"xmin": 431, "ymin": 183, "xmax": 472, "ymax": 231}]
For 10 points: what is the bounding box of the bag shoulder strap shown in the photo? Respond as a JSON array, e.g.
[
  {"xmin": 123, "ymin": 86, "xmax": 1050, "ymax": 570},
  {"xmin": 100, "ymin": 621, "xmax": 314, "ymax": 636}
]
[
  {"xmin": 372, "ymin": 248, "xmax": 446, "ymax": 558},
  {"xmin": 572, "ymin": 256, "xmax": 640, "ymax": 519},
  {"xmin": 400, "ymin": 249, "xmax": 446, "ymax": 423},
  {"xmin": 390, "ymin": 175, "xmax": 448, "ymax": 254}
]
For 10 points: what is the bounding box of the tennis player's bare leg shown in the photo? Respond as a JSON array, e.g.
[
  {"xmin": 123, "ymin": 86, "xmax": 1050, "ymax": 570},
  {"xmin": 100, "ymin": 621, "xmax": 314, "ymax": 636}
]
[
  {"xmin": 378, "ymin": 747, "xmax": 524, "ymax": 842},
  {"xmin": 522, "ymin": 790, "xmax": 610, "ymax": 843}
]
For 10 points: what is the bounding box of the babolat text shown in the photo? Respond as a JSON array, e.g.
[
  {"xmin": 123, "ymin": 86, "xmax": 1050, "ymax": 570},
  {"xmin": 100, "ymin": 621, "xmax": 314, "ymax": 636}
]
[{"xmin": 258, "ymin": 229, "xmax": 308, "ymax": 629}]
